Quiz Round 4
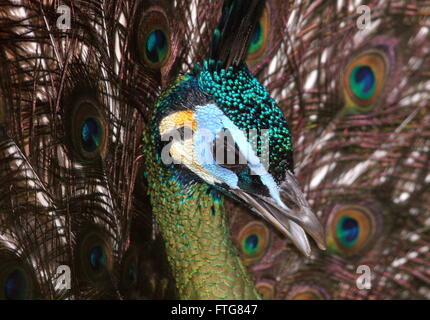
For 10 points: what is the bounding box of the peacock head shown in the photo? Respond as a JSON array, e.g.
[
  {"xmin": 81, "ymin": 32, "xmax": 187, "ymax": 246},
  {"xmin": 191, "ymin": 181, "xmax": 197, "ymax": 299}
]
[{"xmin": 154, "ymin": 59, "xmax": 325, "ymax": 256}]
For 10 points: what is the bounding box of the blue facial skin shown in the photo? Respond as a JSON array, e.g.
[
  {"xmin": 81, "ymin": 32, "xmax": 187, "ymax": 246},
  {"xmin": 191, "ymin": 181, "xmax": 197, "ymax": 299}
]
[{"xmin": 154, "ymin": 60, "xmax": 294, "ymax": 184}]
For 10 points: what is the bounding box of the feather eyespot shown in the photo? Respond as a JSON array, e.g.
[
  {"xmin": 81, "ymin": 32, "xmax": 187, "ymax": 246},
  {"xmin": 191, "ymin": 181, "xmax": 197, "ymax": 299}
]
[
  {"xmin": 77, "ymin": 230, "xmax": 113, "ymax": 283},
  {"xmin": 69, "ymin": 97, "xmax": 108, "ymax": 160},
  {"xmin": 138, "ymin": 9, "xmax": 171, "ymax": 69},
  {"xmin": 0, "ymin": 255, "xmax": 38, "ymax": 300},
  {"xmin": 256, "ymin": 280, "xmax": 275, "ymax": 300},
  {"xmin": 123, "ymin": 264, "xmax": 138, "ymax": 289},
  {"xmin": 237, "ymin": 221, "xmax": 270, "ymax": 264},
  {"xmin": 326, "ymin": 204, "xmax": 381, "ymax": 257},
  {"xmin": 145, "ymin": 29, "xmax": 168, "ymax": 64},
  {"xmin": 343, "ymin": 48, "xmax": 389, "ymax": 113},
  {"xmin": 120, "ymin": 247, "xmax": 139, "ymax": 293},
  {"xmin": 287, "ymin": 285, "xmax": 329, "ymax": 300},
  {"xmin": 246, "ymin": 4, "xmax": 270, "ymax": 65}
]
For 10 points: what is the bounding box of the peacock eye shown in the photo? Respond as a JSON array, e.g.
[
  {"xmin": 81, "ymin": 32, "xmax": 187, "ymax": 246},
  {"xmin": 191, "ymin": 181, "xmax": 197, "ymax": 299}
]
[
  {"xmin": 145, "ymin": 29, "xmax": 168, "ymax": 64},
  {"xmin": 256, "ymin": 280, "xmax": 275, "ymax": 300},
  {"xmin": 4, "ymin": 269, "xmax": 28, "ymax": 300},
  {"xmin": 287, "ymin": 285, "xmax": 329, "ymax": 300},
  {"xmin": 248, "ymin": 21, "xmax": 263, "ymax": 54},
  {"xmin": 336, "ymin": 216, "xmax": 360, "ymax": 247},
  {"xmin": 343, "ymin": 49, "xmax": 389, "ymax": 113},
  {"xmin": 326, "ymin": 204, "xmax": 380, "ymax": 257},
  {"xmin": 0, "ymin": 257, "xmax": 37, "ymax": 300},
  {"xmin": 120, "ymin": 247, "xmax": 140, "ymax": 294},
  {"xmin": 212, "ymin": 129, "xmax": 245, "ymax": 167},
  {"xmin": 70, "ymin": 99, "xmax": 108, "ymax": 160},
  {"xmin": 78, "ymin": 230, "xmax": 113, "ymax": 283},
  {"xmin": 246, "ymin": 4, "xmax": 270, "ymax": 64},
  {"xmin": 81, "ymin": 117, "xmax": 103, "ymax": 153},
  {"xmin": 138, "ymin": 9, "xmax": 171, "ymax": 69},
  {"xmin": 350, "ymin": 65, "xmax": 376, "ymax": 100},
  {"xmin": 237, "ymin": 221, "xmax": 270, "ymax": 264},
  {"xmin": 88, "ymin": 245, "xmax": 107, "ymax": 273},
  {"xmin": 244, "ymin": 234, "xmax": 259, "ymax": 254}
]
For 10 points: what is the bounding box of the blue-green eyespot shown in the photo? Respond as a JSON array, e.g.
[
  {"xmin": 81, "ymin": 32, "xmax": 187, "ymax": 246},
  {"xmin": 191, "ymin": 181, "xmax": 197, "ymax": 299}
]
[
  {"xmin": 343, "ymin": 49, "xmax": 388, "ymax": 112},
  {"xmin": 327, "ymin": 205, "xmax": 380, "ymax": 256},
  {"xmin": 138, "ymin": 9, "xmax": 171, "ymax": 68},
  {"xmin": 238, "ymin": 221, "xmax": 270, "ymax": 264},
  {"xmin": 247, "ymin": 5, "xmax": 270, "ymax": 64},
  {"xmin": 71, "ymin": 99, "xmax": 108, "ymax": 160}
]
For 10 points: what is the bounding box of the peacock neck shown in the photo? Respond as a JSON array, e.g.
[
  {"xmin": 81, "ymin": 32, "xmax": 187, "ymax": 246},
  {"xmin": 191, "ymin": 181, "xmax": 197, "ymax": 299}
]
[{"xmin": 142, "ymin": 134, "xmax": 260, "ymax": 300}]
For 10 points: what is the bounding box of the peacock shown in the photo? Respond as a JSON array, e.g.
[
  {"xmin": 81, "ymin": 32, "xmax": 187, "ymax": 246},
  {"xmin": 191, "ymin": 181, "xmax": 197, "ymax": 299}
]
[{"xmin": 0, "ymin": 0, "xmax": 429, "ymax": 300}]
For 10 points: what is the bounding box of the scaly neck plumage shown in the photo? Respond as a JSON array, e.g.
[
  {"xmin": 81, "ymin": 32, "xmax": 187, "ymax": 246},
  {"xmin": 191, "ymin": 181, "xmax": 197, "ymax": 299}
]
[{"xmin": 142, "ymin": 133, "xmax": 260, "ymax": 299}]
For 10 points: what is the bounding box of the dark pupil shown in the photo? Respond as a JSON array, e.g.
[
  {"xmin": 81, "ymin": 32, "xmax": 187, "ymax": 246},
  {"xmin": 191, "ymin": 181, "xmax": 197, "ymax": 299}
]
[
  {"xmin": 5, "ymin": 269, "xmax": 27, "ymax": 300},
  {"xmin": 341, "ymin": 217, "xmax": 359, "ymax": 243},
  {"xmin": 251, "ymin": 22, "xmax": 262, "ymax": 46},
  {"xmin": 355, "ymin": 66, "xmax": 375, "ymax": 94},
  {"xmin": 145, "ymin": 29, "xmax": 166, "ymax": 63},
  {"xmin": 246, "ymin": 234, "xmax": 259, "ymax": 252},
  {"xmin": 89, "ymin": 246, "xmax": 107, "ymax": 272},
  {"xmin": 81, "ymin": 117, "xmax": 101, "ymax": 152},
  {"xmin": 214, "ymin": 129, "xmax": 245, "ymax": 167}
]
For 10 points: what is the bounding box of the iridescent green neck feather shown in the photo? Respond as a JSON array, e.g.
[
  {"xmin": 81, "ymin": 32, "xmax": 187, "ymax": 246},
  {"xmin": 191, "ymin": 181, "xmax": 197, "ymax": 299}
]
[{"xmin": 142, "ymin": 132, "xmax": 259, "ymax": 299}]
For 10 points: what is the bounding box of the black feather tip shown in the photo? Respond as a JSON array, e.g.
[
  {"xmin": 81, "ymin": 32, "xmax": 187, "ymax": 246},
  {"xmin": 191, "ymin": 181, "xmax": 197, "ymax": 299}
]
[{"xmin": 210, "ymin": 0, "xmax": 266, "ymax": 70}]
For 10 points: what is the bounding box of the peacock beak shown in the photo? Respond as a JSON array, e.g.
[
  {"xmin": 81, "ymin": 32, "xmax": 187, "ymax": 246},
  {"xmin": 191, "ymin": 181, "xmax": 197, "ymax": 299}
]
[{"xmin": 232, "ymin": 170, "xmax": 326, "ymax": 257}]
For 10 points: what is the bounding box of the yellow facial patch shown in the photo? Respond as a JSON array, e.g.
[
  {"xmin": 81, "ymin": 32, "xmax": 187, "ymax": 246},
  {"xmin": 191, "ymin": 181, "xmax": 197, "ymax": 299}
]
[{"xmin": 159, "ymin": 110, "xmax": 197, "ymax": 136}]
